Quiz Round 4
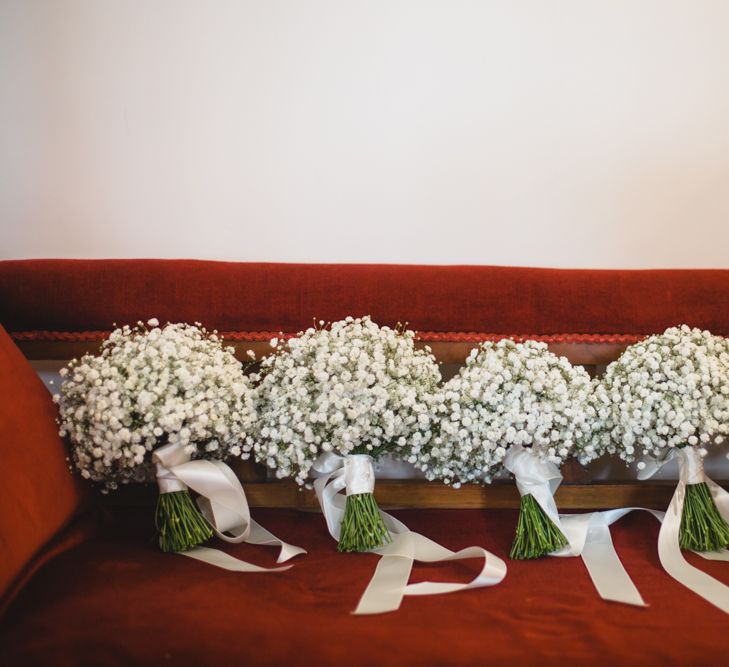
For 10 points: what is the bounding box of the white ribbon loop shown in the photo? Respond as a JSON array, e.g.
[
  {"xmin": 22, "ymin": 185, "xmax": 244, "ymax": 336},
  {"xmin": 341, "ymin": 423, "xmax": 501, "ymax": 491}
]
[
  {"xmin": 154, "ymin": 444, "xmax": 189, "ymax": 493},
  {"xmin": 311, "ymin": 452, "xmax": 507, "ymax": 615},
  {"xmin": 153, "ymin": 443, "xmax": 306, "ymax": 569},
  {"xmin": 312, "ymin": 452, "xmax": 349, "ymax": 540}
]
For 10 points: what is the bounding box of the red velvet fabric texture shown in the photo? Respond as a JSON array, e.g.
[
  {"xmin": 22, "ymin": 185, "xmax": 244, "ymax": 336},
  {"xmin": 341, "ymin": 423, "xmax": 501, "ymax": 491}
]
[
  {"xmin": 2, "ymin": 259, "xmax": 729, "ymax": 335},
  {"xmin": 2, "ymin": 507, "xmax": 728, "ymax": 666},
  {"xmin": 0, "ymin": 325, "xmax": 88, "ymax": 612}
]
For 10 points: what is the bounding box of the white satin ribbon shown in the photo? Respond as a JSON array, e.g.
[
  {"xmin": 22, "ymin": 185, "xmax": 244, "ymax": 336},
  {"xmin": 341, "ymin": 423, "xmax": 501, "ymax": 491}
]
[
  {"xmin": 639, "ymin": 447, "xmax": 729, "ymax": 613},
  {"xmin": 154, "ymin": 442, "xmax": 306, "ymax": 570},
  {"xmin": 312, "ymin": 452, "xmax": 507, "ymax": 615},
  {"xmin": 503, "ymin": 445, "xmax": 654, "ymax": 606},
  {"xmin": 504, "ymin": 445, "xmax": 729, "ymax": 613}
]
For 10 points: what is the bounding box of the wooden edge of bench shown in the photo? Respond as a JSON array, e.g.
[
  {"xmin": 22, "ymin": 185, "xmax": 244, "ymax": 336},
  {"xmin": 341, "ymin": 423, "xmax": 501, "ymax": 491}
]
[{"xmin": 97, "ymin": 479, "xmax": 701, "ymax": 511}]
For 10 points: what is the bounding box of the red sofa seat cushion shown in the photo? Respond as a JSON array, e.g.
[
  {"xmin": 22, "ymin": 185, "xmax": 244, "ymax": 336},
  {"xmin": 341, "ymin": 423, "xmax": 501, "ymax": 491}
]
[
  {"xmin": 2, "ymin": 260, "xmax": 729, "ymax": 337},
  {"xmin": 2, "ymin": 507, "xmax": 728, "ymax": 666},
  {"xmin": 0, "ymin": 325, "xmax": 89, "ymax": 613}
]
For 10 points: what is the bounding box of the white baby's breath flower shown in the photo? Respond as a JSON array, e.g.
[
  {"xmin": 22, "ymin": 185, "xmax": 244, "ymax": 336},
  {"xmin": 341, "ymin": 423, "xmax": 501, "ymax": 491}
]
[
  {"xmin": 410, "ymin": 339, "xmax": 594, "ymax": 486},
  {"xmin": 594, "ymin": 325, "xmax": 729, "ymax": 463},
  {"xmin": 246, "ymin": 316, "xmax": 441, "ymax": 485},
  {"xmin": 56, "ymin": 321, "xmax": 255, "ymax": 489}
]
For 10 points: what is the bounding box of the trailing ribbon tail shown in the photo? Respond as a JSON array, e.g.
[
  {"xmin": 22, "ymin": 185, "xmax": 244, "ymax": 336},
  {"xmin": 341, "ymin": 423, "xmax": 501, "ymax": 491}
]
[
  {"xmin": 154, "ymin": 442, "xmax": 306, "ymax": 570},
  {"xmin": 559, "ymin": 508, "xmax": 665, "ymax": 607},
  {"xmin": 312, "ymin": 452, "xmax": 507, "ymax": 615}
]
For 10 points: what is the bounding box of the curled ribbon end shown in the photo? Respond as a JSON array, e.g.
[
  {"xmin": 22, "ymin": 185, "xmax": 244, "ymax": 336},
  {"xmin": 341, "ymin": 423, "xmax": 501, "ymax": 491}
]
[{"xmin": 276, "ymin": 548, "xmax": 308, "ymax": 564}]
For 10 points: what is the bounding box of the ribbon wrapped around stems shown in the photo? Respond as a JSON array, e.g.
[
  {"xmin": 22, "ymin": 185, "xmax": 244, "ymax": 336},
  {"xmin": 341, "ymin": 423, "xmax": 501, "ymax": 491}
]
[
  {"xmin": 504, "ymin": 444, "xmax": 729, "ymax": 613},
  {"xmin": 312, "ymin": 452, "xmax": 507, "ymax": 615},
  {"xmin": 638, "ymin": 447, "xmax": 729, "ymax": 613},
  {"xmin": 154, "ymin": 442, "xmax": 306, "ymax": 571},
  {"xmin": 504, "ymin": 444, "xmax": 657, "ymax": 606}
]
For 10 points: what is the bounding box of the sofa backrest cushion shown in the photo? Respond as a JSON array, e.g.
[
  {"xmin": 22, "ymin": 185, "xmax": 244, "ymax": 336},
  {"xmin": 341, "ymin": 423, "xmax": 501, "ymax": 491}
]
[
  {"xmin": 0, "ymin": 324, "xmax": 88, "ymax": 607},
  {"xmin": 2, "ymin": 260, "xmax": 729, "ymax": 337}
]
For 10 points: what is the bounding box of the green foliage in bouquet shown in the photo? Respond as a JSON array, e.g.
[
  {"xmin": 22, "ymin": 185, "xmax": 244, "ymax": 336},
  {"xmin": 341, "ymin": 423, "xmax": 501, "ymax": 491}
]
[
  {"xmin": 680, "ymin": 482, "xmax": 729, "ymax": 552},
  {"xmin": 156, "ymin": 490, "xmax": 214, "ymax": 553},
  {"xmin": 338, "ymin": 493, "xmax": 391, "ymax": 553},
  {"xmin": 509, "ymin": 494, "xmax": 568, "ymax": 560}
]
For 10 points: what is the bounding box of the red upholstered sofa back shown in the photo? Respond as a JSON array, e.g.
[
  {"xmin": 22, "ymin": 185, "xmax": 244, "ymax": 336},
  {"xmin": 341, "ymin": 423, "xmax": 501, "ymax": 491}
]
[{"xmin": 2, "ymin": 259, "xmax": 729, "ymax": 340}]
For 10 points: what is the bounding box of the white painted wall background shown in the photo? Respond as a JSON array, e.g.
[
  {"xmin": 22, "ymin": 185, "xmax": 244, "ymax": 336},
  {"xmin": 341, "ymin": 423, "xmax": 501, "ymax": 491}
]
[{"xmin": 2, "ymin": 0, "xmax": 729, "ymax": 267}]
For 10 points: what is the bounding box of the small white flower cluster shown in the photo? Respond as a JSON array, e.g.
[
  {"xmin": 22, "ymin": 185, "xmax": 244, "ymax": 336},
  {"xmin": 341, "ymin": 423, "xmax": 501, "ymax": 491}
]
[
  {"xmin": 594, "ymin": 325, "xmax": 729, "ymax": 464},
  {"xmin": 409, "ymin": 339, "xmax": 594, "ymax": 487},
  {"xmin": 247, "ymin": 316, "xmax": 441, "ymax": 485},
  {"xmin": 56, "ymin": 319, "xmax": 255, "ymax": 489}
]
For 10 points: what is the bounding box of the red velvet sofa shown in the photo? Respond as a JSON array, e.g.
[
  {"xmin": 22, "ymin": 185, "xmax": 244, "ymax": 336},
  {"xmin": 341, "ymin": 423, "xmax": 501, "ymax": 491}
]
[{"xmin": 1, "ymin": 259, "xmax": 728, "ymax": 667}]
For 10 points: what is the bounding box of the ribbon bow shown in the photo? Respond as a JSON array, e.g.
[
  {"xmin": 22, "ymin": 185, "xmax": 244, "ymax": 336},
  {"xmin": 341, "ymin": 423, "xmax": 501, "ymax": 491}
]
[
  {"xmin": 312, "ymin": 452, "xmax": 507, "ymax": 614},
  {"xmin": 154, "ymin": 443, "xmax": 306, "ymax": 571}
]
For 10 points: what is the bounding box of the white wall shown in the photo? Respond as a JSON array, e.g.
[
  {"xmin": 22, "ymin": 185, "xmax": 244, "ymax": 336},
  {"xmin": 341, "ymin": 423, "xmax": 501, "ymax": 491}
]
[{"xmin": 2, "ymin": 0, "xmax": 729, "ymax": 267}]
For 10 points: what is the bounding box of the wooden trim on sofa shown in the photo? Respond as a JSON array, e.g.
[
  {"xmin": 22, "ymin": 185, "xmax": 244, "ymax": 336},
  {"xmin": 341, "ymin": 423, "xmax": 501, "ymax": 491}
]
[
  {"xmin": 96, "ymin": 478, "xmax": 700, "ymax": 511},
  {"xmin": 14, "ymin": 337, "xmax": 631, "ymax": 366}
]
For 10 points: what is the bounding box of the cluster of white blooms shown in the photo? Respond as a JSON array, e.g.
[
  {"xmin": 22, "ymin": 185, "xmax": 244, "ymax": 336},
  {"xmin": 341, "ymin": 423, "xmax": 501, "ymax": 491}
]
[
  {"xmin": 246, "ymin": 316, "xmax": 441, "ymax": 485},
  {"xmin": 595, "ymin": 325, "xmax": 729, "ymax": 465},
  {"xmin": 409, "ymin": 339, "xmax": 595, "ymax": 487},
  {"xmin": 55, "ymin": 319, "xmax": 255, "ymax": 489}
]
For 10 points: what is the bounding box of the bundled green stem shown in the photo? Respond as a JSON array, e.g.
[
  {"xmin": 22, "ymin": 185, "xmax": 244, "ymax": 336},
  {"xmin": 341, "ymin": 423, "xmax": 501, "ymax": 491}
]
[
  {"xmin": 338, "ymin": 492, "xmax": 391, "ymax": 553},
  {"xmin": 156, "ymin": 490, "xmax": 213, "ymax": 553},
  {"xmin": 510, "ymin": 493, "xmax": 569, "ymax": 559},
  {"xmin": 680, "ymin": 482, "xmax": 729, "ymax": 552}
]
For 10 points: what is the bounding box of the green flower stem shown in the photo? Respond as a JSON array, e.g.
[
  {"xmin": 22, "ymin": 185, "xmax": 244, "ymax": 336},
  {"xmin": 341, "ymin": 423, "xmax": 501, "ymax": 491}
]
[
  {"xmin": 338, "ymin": 492, "xmax": 391, "ymax": 553},
  {"xmin": 156, "ymin": 490, "xmax": 213, "ymax": 553},
  {"xmin": 510, "ymin": 493, "xmax": 569, "ymax": 560},
  {"xmin": 680, "ymin": 482, "xmax": 729, "ymax": 552}
]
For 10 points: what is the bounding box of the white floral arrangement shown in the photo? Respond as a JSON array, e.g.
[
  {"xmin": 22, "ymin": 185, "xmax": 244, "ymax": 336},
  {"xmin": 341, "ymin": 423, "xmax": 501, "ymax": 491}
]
[
  {"xmin": 409, "ymin": 338, "xmax": 595, "ymax": 559},
  {"xmin": 246, "ymin": 315, "xmax": 441, "ymax": 551},
  {"xmin": 594, "ymin": 325, "xmax": 729, "ymax": 463},
  {"xmin": 410, "ymin": 338, "xmax": 595, "ymax": 484},
  {"xmin": 595, "ymin": 325, "xmax": 729, "ymax": 551},
  {"xmin": 55, "ymin": 319, "xmax": 255, "ymax": 551}
]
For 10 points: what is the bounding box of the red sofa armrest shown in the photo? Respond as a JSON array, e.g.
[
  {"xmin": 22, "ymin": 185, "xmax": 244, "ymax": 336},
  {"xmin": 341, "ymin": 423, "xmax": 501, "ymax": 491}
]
[{"xmin": 0, "ymin": 325, "xmax": 90, "ymax": 615}]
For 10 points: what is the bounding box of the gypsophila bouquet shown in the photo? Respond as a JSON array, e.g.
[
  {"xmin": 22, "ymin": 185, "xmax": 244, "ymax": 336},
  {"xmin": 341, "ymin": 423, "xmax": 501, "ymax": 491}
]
[
  {"xmin": 410, "ymin": 339, "xmax": 594, "ymax": 559},
  {"xmin": 55, "ymin": 319, "xmax": 255, "ymax": 552},
  {"xmin": 597, "ymin": 325, "xmax": 729, "ymax": 551},
  {"xmin": 247, "ymin": 316, "xmax": 441, "ymax": 552}
]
